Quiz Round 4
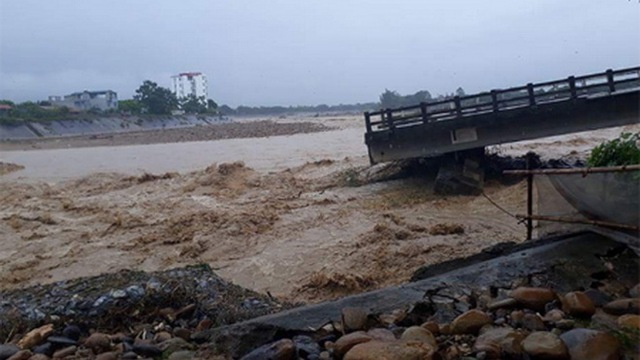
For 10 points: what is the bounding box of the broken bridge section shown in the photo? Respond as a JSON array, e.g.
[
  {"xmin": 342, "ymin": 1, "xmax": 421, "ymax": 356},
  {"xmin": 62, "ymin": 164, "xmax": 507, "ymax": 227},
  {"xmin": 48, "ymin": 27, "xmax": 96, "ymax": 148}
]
[{"xmin": 364, "ymin": 66, "xmax": 640, "ymax": 165}]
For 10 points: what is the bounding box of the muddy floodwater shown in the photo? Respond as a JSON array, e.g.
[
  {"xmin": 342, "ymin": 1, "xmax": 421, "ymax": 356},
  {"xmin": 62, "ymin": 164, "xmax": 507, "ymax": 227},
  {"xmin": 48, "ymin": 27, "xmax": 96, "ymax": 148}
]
[{"xmin": 1, "ymin": 127, "xmax": 366, "ymax": 182}]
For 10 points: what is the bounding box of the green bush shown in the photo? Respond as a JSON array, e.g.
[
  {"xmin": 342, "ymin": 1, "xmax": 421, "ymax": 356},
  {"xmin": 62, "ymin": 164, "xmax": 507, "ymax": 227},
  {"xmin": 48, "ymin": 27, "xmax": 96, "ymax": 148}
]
[{"xmin": 587, "ymin": 132, "xmax": 640, "ymax": 167}]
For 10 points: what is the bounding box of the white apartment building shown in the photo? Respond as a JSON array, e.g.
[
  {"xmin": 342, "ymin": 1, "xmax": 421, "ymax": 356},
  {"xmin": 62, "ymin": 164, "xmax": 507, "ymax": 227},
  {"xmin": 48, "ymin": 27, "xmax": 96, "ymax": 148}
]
[{"xmin": 171, "ymin": 72, "xmax": 208, "ymax": 99}]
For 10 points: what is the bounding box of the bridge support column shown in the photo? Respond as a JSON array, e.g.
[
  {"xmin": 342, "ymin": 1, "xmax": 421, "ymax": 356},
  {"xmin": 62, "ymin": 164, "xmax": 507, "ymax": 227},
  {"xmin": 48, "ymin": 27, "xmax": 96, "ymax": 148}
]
[{"xmin": 434, "ymin": 148, "xmax": 486, "ymax": 195}]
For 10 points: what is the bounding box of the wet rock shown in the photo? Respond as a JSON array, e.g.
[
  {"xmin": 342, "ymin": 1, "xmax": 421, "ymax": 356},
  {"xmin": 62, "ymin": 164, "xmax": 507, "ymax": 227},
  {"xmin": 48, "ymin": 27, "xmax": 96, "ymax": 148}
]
[
  {"xmin": 95, "ymin": 352, "xmax": 118, "ymax": 360},
  {"xmin": 590, "ymin": 309, "xmax": 619, "ymax": 329},
  {"xmin": 617, "ymin": 314, "xmax": 640, "ymax": 330},
  {"xmin": 555, "ymin": 319, "xmax": 575, "ymax": 330},
  {"xmin": 121, "ymin": 351, "xmax": 138, "ymax": 360},
  {"xmin": 153, "ymin": 331, "xmax": 172, "ymax": 343},
  {"xmin": 474, "ymin": 327, "xmax": 525, "ymax": 357},
  {"xmin": 603, "ymin": 298, "xmax": 640, "ymax": 315},
  {"xmin": 522, "ymin": 313, "xmax": 546, "ymax": 331},
  {"xmin": 6, "ymin": 350, "xmax": 30, "ymax": 360},
  {"xmin": 560, "ymin": 328, "xmax": 620, "ymax": 360},
  {"xmin": 292, "ymin": 335, "xmax": 320, "ymax": 358},
  {"xmin": 0, "ymin": 344, "xmax": 20, "ymax": 360},
  {"xmin": 542, "ymin": 309, "xmax": 565, "ymax": 323},
  {"xmin": 46, "ymin": 336, "xmax": 77, "ymax": 347},
  {"xmin": 420, "ymin": 321, "xmax": 439, "ymax": 335},
  {"xmin": 450, "ymin": 310, "xmax": 492, "ymax": 334},
  {"xmin": 400, "ymin": 326, "xmax": 436, "ymax": 347},
  {"xmin": 18, "ymin": 324, "xmax": 53, "ymax": 350},
  {"xmin": 487, "ymin": 298, "xmax": 517, "ymax": 311},
  {"xmin": 31, "ymin": 342, "xmax": 53, "ymax": 357},
  {"xmin": 167, "ymin": 350, "xmax": 195, "ymax": 360},
  {"xmin": 158, "ymin": 337, "xmax": 195, "ymax": 355},
  {"xmin": 172, "ymin": 327, "xmax": 191, "ymax": 341},
  {"xmin": 344, "ymin": 340, "xmax": 435, "ymax": 360},
  {"xmin": 333, "ymin": 332, "xmax": 372, "ymax": 358},
  {"xmin": 584, "ymin": 289, "xmax": 612, "ymax": 307},
  {"xmin": 342, "ymin": 307, "xmax": 369, "ymax": 332},
  {"xmin": 239, "ymin": 338, "xmax": 295, "ymax": 360},
  {"xmin": 366, "ymin": 328, "xmax": 396, "ymax": 342},
  {"xmin": 196, "ymin": 318, "xmax": 212, "ymax": 332},
  {"xmin": 61, "ymin": 326, "xmax": 81, "ymax": 342},
  {"xmin": 522, "ymin": 331, "xmax": 568, "ymax": 359},
  {"xmin": 83, "ymin": 333, "xmax": 111, "ymax": 354},
  {"xmin": 27, "ymin": 354, "xmax": 49, "ymax": 360},
  {"xmin": 630, "ymin": 283, "xmax": 640, "ymax": 298},
  {"xmin": 52, "ymin": 346, "xmax": 76, "ymax": 359},
  {"xmin": 562, "ymin": 291, "xmax": 595, "ymax": 317},
  {"xmin": 509, "ymin": 310, "xmax": 525, "ymax": 327},
  {"xmin": 132, "ymin": 343, "xmax": 162, "ymax": 358},
  {"xmin": 509, "ymin": 287, "xmax": 557, "ymax": 311}
]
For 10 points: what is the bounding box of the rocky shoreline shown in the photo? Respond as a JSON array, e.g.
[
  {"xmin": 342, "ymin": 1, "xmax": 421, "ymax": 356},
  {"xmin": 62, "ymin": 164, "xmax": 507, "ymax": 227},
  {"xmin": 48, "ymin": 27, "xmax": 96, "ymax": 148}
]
[{"xmin": 0, "ymin": 232, "xmax": 637, "ymax": 359}]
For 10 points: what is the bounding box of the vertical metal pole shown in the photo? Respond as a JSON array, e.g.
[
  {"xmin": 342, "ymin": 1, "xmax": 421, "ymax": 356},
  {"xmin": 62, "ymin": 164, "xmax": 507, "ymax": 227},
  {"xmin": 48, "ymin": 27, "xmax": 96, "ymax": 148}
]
[
  {"xmin": 526, "ymin": 154, "xmax": 533, "ymax": 240},
  {"xmin": 491, "ymin": 90, "xmax": 498, "ymax": 112},
  {"xmin": 454, "ymin": 96, "xmax": 462, "ymax": 117},
  {"xmin": 386, "ymin": 109, "xmax": 395, "ymax": 131},
  {"xmin": 568, "ymin": 76, "xmax": 577, "ymax": 99},
  {"xmin": 364, "ymin": 112, "xmax": 372, "ymax": 133},
  {"xmin": 606, "ymin": 69, "xmax": 615, "ymax": 93},
  {"xmin": 420, "ymin": 102, "xmax": 428, "ymax": 124},
  {"xmin": 527, "ymin": 83, "xmax": 536, "ymax": 106}
]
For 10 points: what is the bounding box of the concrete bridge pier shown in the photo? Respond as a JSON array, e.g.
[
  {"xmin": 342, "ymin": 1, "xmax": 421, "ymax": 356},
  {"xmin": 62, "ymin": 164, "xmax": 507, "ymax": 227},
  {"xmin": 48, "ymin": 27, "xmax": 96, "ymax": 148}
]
[{"xmin": 433, "ymin": 148, "xmax": 486, "ymax": 195}]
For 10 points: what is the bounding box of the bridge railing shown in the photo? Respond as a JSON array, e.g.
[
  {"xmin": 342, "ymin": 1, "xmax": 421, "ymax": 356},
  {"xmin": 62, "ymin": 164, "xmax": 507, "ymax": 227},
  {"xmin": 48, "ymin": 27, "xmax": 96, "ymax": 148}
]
[{"xmin": 365, "ymin": 66, "xmax": 640, "ymax": 134}]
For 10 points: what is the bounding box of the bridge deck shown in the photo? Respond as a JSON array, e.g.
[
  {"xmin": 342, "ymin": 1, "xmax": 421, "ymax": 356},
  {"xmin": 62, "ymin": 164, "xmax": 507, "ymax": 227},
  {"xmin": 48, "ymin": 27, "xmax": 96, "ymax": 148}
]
[{"xmin": 364, "ymin": 66, "xmax": 640, "ymax": 164}]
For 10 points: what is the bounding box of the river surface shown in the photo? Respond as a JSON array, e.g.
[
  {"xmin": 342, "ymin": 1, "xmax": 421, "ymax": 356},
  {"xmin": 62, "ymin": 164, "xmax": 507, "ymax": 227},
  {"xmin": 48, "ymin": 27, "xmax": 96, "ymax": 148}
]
[{"xmin": 1, "ymin": 128, "xmax": 367, "ymax": 182}]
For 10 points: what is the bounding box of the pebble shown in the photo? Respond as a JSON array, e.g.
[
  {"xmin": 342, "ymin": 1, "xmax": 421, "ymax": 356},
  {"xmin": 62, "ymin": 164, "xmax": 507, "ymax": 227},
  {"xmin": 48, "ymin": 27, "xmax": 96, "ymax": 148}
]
[
  {"xmin": 168, "ymin": 350, "xmax": 196, "ymax": 360},
  {"xmin": 451, "ymin": 310, "xmax": 492, "ymax": 334},
  {"xmin": 132, "ymin": 343, "xmax": 162, "ymax": 358},
  {"xmin": 487, "ymin": 298, "xmax": 517, "ymax": 310},
  {"xmin": 562, "ymin": 291, "xmax": 596, "ymax": 317},
  {"xmin": 52, "ymin": 346, "xmax": 76, "ymax": 359},
  {"xmin": 420, "ymin": 321, "xmax": 440, "ymax": 335},
  {"xmin": 400, "ymin": 326, "xmax": 437, "ymax": 347},
  {"xmin": 46, "ymin": 336, "xmax": 77, "ymax": 347},
  {"xmin": 293, "ymin": 335, "xmax": 321, "ymax": 358},
  {"xmin": 366, "ymin": 328, "xmax": 396, "ymax": 342},
  {"xmin": 153, "ymin": 331, "xmax": 172, "ymax": 343},
  {"xmin": 239, "ymin": 338, "xmax": 295, "ymax": 360},
  {"xmin": 560, "ymin": 328, "xmax": 621, "ymax": 360},
  {"xmin": 158, "ymin": 337, "xmax": 194, "ymax": 354},
  {"xmin": 543, "ymin": 309, "xmax": 565, "ymax": 323},
  {"xmin": 630, "ymin": 283, "xmax": 640, "ymax": 298},
  {"xmin": 0, "ymin": 344, "xmax": 20, "ymax": 360},
  {"xmin": 62, "ymin": 325, "xmax": 81, "ymax": 341},
  {"xmin": 617, "ymin": 314, "xmax": 640, "ymax": 330},
  {"xmin": 172, "ymin": 327, "xmax": 192, "ymax": 341},
  {"xmin": 333, "ymin": 332, "xmax": 372, "ymax": 358},
  {"xmin": 95, "ymin": 352, "xmax": 118, "ymax": 360},
  {"xmin": 5, "ymin": 350, "xmax": 30, "ymax": 360},
  {"xmin": 341, "ymin": 307, "xmax": 369, "ymax": 332},
  {"xmin": 584, "ymin": 289, "xmax": 612, "ymax": 307},
  {"xmin": 474, "ymin": 327, "xmax": 526, "ymax": 357},
  {"xmin": 522, "ymin": 331, "xmax": 568, "ymax": 359},
  {"xmin": 27, "ymin": 354, "xmax": 49, "ymax": 360},
  {"xmin": 343, "ymin": 340, "xmax": 435, "ymax": 360},
  {"xmin": 31, "ymin": 343, "xmax": 53, "ymax": 357},
  {"xmin": 522, "ymin": 313, "xmax": 546, "ymax": 331},
  {"xmin": 121, "ymin": 351, "xmax": 138, "ymax": 360},
  {"xmin": 83, "ymin": 333, "xmax": 111, "ymax": 354},
  {"xmin": 555, "ymin": 319, "xmax": 575, "ymax": 330},
  {"xmin": 509, "ymin": 287, "xmax": 557, "ymax": 311},
  {"xmin": 603, "ymin": 298, "xmax": 640, "ymax": 315},
  {"xmin": 18, "ymin": 324, "xmax": 53, "ymax": 350}
]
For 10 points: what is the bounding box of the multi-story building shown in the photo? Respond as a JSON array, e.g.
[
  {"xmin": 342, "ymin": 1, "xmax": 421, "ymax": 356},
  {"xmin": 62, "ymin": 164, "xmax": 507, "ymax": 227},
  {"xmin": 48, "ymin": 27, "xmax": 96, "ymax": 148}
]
[
  {"xmin": 49, "ymin": 90, "xmax": 118, "ymax": 111},
  {"xmin": 171, "ymin": 72, "xmax": 208, "ymax": 99}
]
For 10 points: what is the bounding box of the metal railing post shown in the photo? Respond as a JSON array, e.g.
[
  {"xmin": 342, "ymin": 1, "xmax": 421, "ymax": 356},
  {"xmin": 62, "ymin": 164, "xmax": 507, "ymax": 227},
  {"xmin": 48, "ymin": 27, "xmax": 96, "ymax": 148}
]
[
  {"xmin": 491, "ymin": 90, "xmax": 498, "ymax": 112},
  {"xmin": 420, "ymin": 102, "xmax": 428, "ymax": 124},
  {"xmin": 606, "ymin": 69, "xmax": 615, "ymax": 93},
  {"xmin": 364, "ymin": 112, "xmax": 372, "ymax": 133},
  {"xmin": 454, "ymin": 96, "xmax": 462, "ymax": 117},
  {"xmin": 386, "ymin": 109, "xmax": 395, "ymax": 131},
  {"xmin": 527, "ymin": 83, "xmax": 536, "ymax": 106},
  {"xmin": 568, "ymin": 76, "xmax": 577, "ymax": 99}
]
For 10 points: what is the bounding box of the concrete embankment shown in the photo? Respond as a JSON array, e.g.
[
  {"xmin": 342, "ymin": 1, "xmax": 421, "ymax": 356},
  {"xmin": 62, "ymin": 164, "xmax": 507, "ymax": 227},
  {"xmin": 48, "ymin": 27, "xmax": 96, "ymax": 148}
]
[{"xmin": 0, "ymin": 115, "xmax": 227, "ymax": 140}]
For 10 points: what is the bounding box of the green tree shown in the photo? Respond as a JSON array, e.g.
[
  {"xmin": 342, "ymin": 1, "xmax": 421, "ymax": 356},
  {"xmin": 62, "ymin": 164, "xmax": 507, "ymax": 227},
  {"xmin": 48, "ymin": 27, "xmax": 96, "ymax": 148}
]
[
  {"xmin": 179, "ymin": 94, "xmax": 207, "ymax": 114},
  {"xmin": 118, "ymin": 99, "xmax": 143, "ymax": 114},
  {"xmin": 206, "ymin": 99, "xmax": 218, "ymax": 113},
  {"xmin": 134, "ymin": 80, "xmax": 178, "ymax": 115}
]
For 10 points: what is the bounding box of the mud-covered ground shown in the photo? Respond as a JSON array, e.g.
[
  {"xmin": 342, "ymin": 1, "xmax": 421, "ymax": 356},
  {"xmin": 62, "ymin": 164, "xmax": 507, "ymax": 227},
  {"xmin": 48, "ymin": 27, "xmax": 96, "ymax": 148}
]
[{"xmin": 1, "ymin": 116, "xmax": 638, "ymax": 304}]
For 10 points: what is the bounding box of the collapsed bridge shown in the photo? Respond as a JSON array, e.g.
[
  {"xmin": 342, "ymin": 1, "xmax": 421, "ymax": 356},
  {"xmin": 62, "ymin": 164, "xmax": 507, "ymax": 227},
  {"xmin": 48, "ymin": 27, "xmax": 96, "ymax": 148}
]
[{"xmin": 364, "ymin": 66, "xmax": 640, "ymax": 165}]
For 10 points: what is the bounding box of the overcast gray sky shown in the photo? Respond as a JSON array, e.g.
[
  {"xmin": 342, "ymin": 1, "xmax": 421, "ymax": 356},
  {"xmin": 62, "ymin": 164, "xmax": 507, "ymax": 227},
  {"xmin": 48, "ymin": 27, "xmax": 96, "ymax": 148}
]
[{"xmin": 1, "ymin": 1, "xmax": 638, "ymax": 106}]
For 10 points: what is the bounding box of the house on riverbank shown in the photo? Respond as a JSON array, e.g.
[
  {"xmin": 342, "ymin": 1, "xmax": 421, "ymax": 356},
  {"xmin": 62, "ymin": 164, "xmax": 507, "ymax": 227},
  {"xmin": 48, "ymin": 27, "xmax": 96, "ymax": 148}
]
[{"xmin": 49, "ymin": 90, "xmax": 118, "ymax": 111}]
